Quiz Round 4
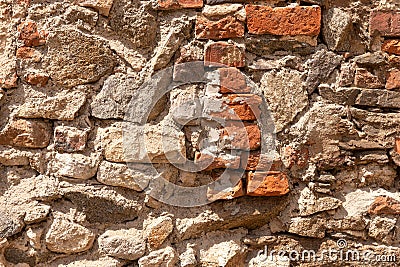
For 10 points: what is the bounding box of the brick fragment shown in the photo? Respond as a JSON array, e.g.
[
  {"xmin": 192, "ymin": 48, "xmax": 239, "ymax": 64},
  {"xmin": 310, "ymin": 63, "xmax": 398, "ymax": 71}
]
[
  {"xmin": 241, "ymin": 151, "xmax": 282, "ymax": 171},
  {"xmin": 0, "ymin": 73, "xmax": 18, "ymax": 89},
  {"xmin": 386, "ymin": 69, "xmax": 400, "ymax": 89},
  {"xmin": 0, "ymin": 119, "xmax": 51, "ymax": 148},
  {"xmin": 396, "ymin": 137, "xmax": 400, "ymax": 154},
  {"xmin": 16, "ymin": 47, "xmax": 34, "ymax": 59},
  {"xmin": 370, "ymin": 10, "xmax": 400, "ymax": 37},
  {"xmin": 354, "ymin": 68, "xmax": 385, "ymax": 89},
  {"xmin": 194, "ymin": 152, "xmax": 241, "ymax": 170},
  {"xmin": 77, "ymin": 0, "xmax": 114, "ymax": 16},
  {"xmin": 219, "ymin": 67, "xmax": 250, "ymax": 93},
  {"xmin": 158, "ymin": 0, "xmax": 203, "ymax": 10},
  {"xmin": 368, "ymin": 196, "xmax": 400, "ymax": 215},
  {"xmin": 25, "ymin": 72, "xmax": 49, "ymax": 87},
  {"xmin": 18, "ymin": 21, "xmax": 47, "ymax": 47},
  {"xmin": 246, "ymin": 171, "xmax": 290, "ymax": 196},
  {"xmin": 246, "ymin": 5, "xmax": 321, "ymax": 36},
  {"xmin": 195, "ymin": 15, "xmax": 245, "ymax": 40},
  {"xmin": 382, "ymin": 39, "xmax": 400, "ymax": 55},
  {"xmin": 205, "ymin": 42, "xmax": 245, "ymax": 68},
  {"xmin": 221, "ymin": 122, "xmax": 261, "ymax": 150},
  {"xmin": 54, "ymin": 126, "xmax": 88, "ymax": 153}
]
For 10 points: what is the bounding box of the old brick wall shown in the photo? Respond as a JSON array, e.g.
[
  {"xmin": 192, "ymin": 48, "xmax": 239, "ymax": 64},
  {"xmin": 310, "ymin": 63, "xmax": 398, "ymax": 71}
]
[{"xmin": 0, "ymin": 0, "xmax": 400, "ymax": 266}]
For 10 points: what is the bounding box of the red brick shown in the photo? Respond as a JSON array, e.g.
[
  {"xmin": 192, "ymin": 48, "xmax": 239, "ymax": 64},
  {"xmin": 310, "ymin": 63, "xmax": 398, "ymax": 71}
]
[
  {"xmin": 158, "ymin": 0, "xmax": 203, "ymax": 9},
  {"xmin": 194, "ymin": 152, "xmax": 241, "ymax": 170},
  {"xmin": 219, "ymin": 67, "xmax": 250, "ymax": 94},
  {"xmin": 195, "ymin": 15, "xmax": 245, "ymax": 40},
  {"xmin": 221, "ymin": 122, "xmax": 261, "ymax": 150},
  {"xmin": 18, "ymin": 21, "xmax": 47, "ymax": 47},
  {"xmin": 354, "ymin": 68, "xmax": 385, "ymax": 89},
  {"xmin": 25, "ymin": 73, "xmax": 49, "ymax": 87},
  {"xmin": 246, "ymin": 171, "xmax": 290, "ymax": 196},
  {"xmin": 16, "ymin": 47, "xmax": 34, "ymax": 59},
  {"xmin": 246, "ymin": 5, "xmax": 321, "ymax": 36},
  {"xmin": 0, "ymin": 119, "xmax": 51, "ymax": 148},
  {"xmin": 382, "ymin": 39, "xmax": 400, "ymax": 55},
  {"xmin": 209, "ymin": 94, "xmax": 262, "ymax": 121},
  {"xmin": 283, "ymin": 146, "xmax": 309, "ymax": 168},
  {"xmin": 370, "ymin": 10, "xmax": 400, "ymax": 37},
  {"xmin": 396, "ymin": 137, "xmax": 400, "ymax": 154},
  {"xmin": 0, "ymin": 73, "xmax": 18, "ymax": 89},
  {"xmin": 386, "ymin": 69, "xmax": 400, "ymax": 90},
  {"xmin": 241, "ymin": 151, "xmax": 282, "ymax": 171},
  {"xmin": 205, "ymin": 42, "xmax": 245, "ymax": 68},
  {"xmin": 368, "ymin": 196, "xmax": 400, "ymax": 215}
]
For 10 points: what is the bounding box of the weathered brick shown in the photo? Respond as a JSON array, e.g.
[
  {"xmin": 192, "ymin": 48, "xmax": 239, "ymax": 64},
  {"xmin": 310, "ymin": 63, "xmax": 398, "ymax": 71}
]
[
  {"xmin": 205, "ymin": 42, "xmax": 245, "ymax": 68},
  {"xmin": 25, "ymin": 72, "xmax": 49, "ymax": 87},
  {"xmin": 195, "ymin": 15, "xmax": 245, "ymax": 40},
  {"xmin": 54, "ymin": 126, "xmax": 88, "ymax": 152},
  {"xmin": 370, "ymin": 10, "xmax": 400, "ymax": 37},
  {"xmin": 194, "ymin": 152, "xmax": 241, "ymax": 170},
  {"xmin": 158, "ymin": 0, "xmax": 203, "ymax": 9},
  {"xmin": 16, "ymin": 47, "xmax": 35, "ymax": 59},
  {"xmin": 0, "ymin": 119, "xmax": 51, "ymax": 148},
  {"xmin": 354, "ymin": 68, "xmax": 385, "ymax": 89},
  {"xmin": 241, "ymin": 151, "xmax": 282, "ymax": 171},
  {"xmin": 0, "ymin": 73, "xmax": 18, "ymax": 89},
  {"xmin": 246, "ymin": 5, "xmax": 321, "ymax": 36},
  {"xmin": 246, "ymin": 171, "xmax": 290, "ymax": 196},
  {"xmin": 221, "ymin": 122, "xmax": 261, "ymax": 150},
  {"xmin": 368, "ymin": 196, "xmax": 400, "ymax": 215},
  {"xmin": 219, "ymin": 67, "xmax": 250, "ymax": 93},
  {"xmin": 396, "ymin": 137, "xmax": 400, "ymax": 154},
  {"xmin": 18, "ymin": 21, "xmax": 47, "ymax": 47},
  {"xmin": 382, "ymin": 39, "xmax": 400, "ymax": 55},
  {"xmin": 283, "ymin": 146, "xmax": 309, "ymax": 169},
  {"xmin": 206, "ymin": 94, "xmax": 262, "ymax": 121},
  {"xmin": 386, "ymin": 69, "xmax": 400, "ymax": 89}
]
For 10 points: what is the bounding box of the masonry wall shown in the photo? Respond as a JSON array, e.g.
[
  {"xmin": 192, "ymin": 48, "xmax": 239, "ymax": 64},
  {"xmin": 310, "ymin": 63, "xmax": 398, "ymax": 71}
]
[{"xmin": 0, "ymin": 0, "xmax": 400, "ymax": 266}]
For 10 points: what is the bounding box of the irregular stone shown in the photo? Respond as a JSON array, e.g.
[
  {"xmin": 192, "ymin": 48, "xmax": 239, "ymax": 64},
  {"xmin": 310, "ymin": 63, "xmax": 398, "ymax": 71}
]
[
  {"xmin": 205, "ymin": 41, "xmax": 245, "ymax": 67},
  {"xmin": 207, "ymin": 171, "xmax": 245, "ymax": 201},
  {"xmin": 304, "ymin": 49, "xmax": 343, "ymax": 93},
  {"xmin": 354, "ymin": 68, "xmax": 385, "ymax": 88},
  {"xmin": 0, "ymin": 72, "xmax": 18, "ymax": 89},
  {"xmin": 0, "ymin": 147, "xmax": 30, "ymax": 166},
  {"xmin": 246, "ymin": 171, "xmax": 289, "ymax": 197},
  {"xmin": 45, "ymin": 217, "xmax": 95, "ymax": 254},
  {"xmin": 0, "ymin": 119, "xmax": 51, "ymax": 148},
  {"xmin": 249, "ymin": 254, "xmax": 290, "ymax": 267},
  {"xmin": 386, "ymin": 69, "xmax": 400, "ymax": 89},
  {"xmin": 17, "ymin": 21, "xmax": 47, "ymax": 47},
  {"xmin": 370, "ymin": 10, "xmax": 400, "ymax": 36},
  {"xmin": 77, "ymin": 0, "xmax": 114, "ymax": 16},
  {"xmin": 179, "ymin": 244, "xmax": 197, "ymax": 267},
  {"xmin": 45, "ymin": 29, "xmax": 115, "ymax": 88},
  {"xmin": 109, "ymin": 0, "xmax": 157, "ymax": 49},
  {"xmin": 205, "ymin": 0, "xmax": 245, "ymax": 4},
  {"xmin": 97, "ymin": 161, "xmax": 152, "ymax": 191},
  {"xmin": 338, "ymin": 62, "xmax": 356, "ymax": 86},
  {"xmin": 49, "ymin": 153, "xmax": 100, "ymax": 180},
  {"xmin": 382, "ymin": 39, "xmax": 400, "ymax": 55},
  {"xmin": 246, "ymin": 5, "xmax": 321, "ymax": 36},
  {"xmin": 298, "ymin": 187, "xmax": 341, "ymax": 216},
  {"xmin": 218, "ymin": 67, "xmax": 250, "ymax": 93},
  {"xmin": 368, "ymin": 196, "xmax": 400, "ymax": 215},
  {"xmin": 24, "ymin": 72, "xmax": 49, "ymax": 87},
  {"xmin": 354, "ymin": 52, "xmax": 387, "ymax": 66},
  {"xmin": 57, "ymin": 257, "xmax": 123, "ymax": 267},
  {"xmin": 18, "ymin": 90, "xmax": 86, "ymax": 121},
  {"xmin": 355, "ymin": 88, "xmax": 400, "ymax": 108},
  {"xmin": 144, "ymin": 216, "xmax": 174, "ymax": 249},
  {"xmin": 0, "ymin": 211, "xmax": 24, "ymax": 239},
  {"xmin": 54, "ymin": 126, "xmax": 88, "ymax": 152},
  {"xmin": 24, "ymin": 203, "xmax": 50, "ymax": 224},
  {"xmin": 261, "ymin": 68, "xmax": 307, "ymax": 132},
  {"xmin": 26, "ymin": 227, "xmax": 44, "ymax": 250},
  {"xmin": 157, "ymin": 0, "xmax": 203, "ymax": 10},
  {"xmin": 319, "ymin": 85, "xmax": 360, "ymax": 105},
  {"xmin": 62, "ymin": 185, "xmax": 140, "ymax": 223},
  {"xmin": 199, "ymin": 230, "xmax": 246, "ymax": 267},
  {"xmin": 170, "ymin": 84, "xmax": 202, "ymax": 126},
  {"xmin": 195, "ymin": 15, "xmax": 245, "ymax": 40},
  {"xmin": 98, "ymin": 228, "xmax": 146, "ymax": 260},
  {"xmin": 288, "ymin": 217, "xmax": 326, "ymax": 238},
  {"xmin": 138, "ymin": 246, "xmax": 178, "ymax": 267},
  {"xmin": 322, "ymin": 8, "xmax": 352, "ymax": 51},
  {"xmin": 354, "ymin": 150, "xmax": 389, "ymax": 165},
  {"xmin": 16, "ymin": 47, "xmax": 41, "ymax": 61},
  {"xmin": 368, "ymin": 216, "xmax": 397, "ymax": 244}
]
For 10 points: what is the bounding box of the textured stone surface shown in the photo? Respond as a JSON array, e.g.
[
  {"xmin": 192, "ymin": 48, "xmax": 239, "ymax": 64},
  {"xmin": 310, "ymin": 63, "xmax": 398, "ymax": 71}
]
[
  {"xmin": 77, "ymin": 0, "xmax": 114, "ymax": 16},
  {"xmin": 54, "ymin": 126, "xmax": 88, "ymax": 152},
  {"xmin": 205, "ymin": 41, "xmax": 245, "ymax": 67},
  {"xmin": 368, "ymin": 196, "xmax": 400, "ymax": 215},
  {"xmin": 98, "ymin": 228, "xmax": 146, "ymax": 260},
  {"xmin": 382, "ymin": 39, "xmax": 400, "ymax": 55},
  {"xmin": 45, "ymin": 217, "xmax": 95, "ymax": 254},
  {"xmin": 322, "ymin": 8, "xmax": 352, "ymax": 51},
  {"xmin": 195, "ymin": 15, "xmax": 244, "ymax": 40},
  {"xmin": 144, "ymin": 216, "xmax": 174, "ymax": 249},
  {"xmin": 49, "ymin": 153, "xmax": 100, "ymax": 180},
  {"xmin": 157, "ymin": 0, "xmax": 203, "ymax": 10},
  {"xmin": 246, "ymin": 5, "xmax": 321, "ymax": 36},
  {"xmin": 370, "ymin": 10, "xmax": 400, "ymax": 36},
  {"xmin": 138, "ymin": 246, "xmax": 178, "ymax": 267}
]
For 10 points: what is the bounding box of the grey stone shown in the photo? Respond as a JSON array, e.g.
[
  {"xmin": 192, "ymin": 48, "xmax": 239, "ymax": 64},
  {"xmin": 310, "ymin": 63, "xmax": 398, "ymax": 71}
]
[
  {"xmin": 298, "ymin": 187, "xmax": 342, "ymax": 216},
  {"xmin": 319, "ymin": 85, "xmax": 360, "ymax": 105},
  {"xmin": 98, "ymin": 228, "xmax": 146, "ymax": 260},
  {"xmin": 288, "ymin": 217, "xmax": 326, "ymax": 238},
  {"xmin": 355, "ymin": 88, "xmax": 400, "ymax": 108},
  {"xmin": 323, "ymin": 8, "xmax": 352, "ymax": 51},
  {"xmin": 49, "ymin": 153, "xmax": 101, "ymax": 180}
]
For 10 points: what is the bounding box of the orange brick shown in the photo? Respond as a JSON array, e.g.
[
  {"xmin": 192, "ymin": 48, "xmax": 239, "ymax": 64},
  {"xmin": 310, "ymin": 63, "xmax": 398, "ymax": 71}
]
[
  {"xmin": 241, "ymin": 151, "xmax": 282, "ymax": 171},
  {"xmin": 18, "ymin": 21, "xmax": 47, "ymax": 47},
  {"xmin": 396, "ymin": 137, "xmax": 400, "ymax": 154},
  {"xmin": 194, "ymin": 152, "xmax": 241, "ymax": 170},
  {"xmin": 246, "ymin": 5, "xmax": 321, "ymax": 36},
  {"xmin": 25, "ymin": 73, "xmax": 49, "ymax": 87},
  {"xmin": 221, "ymin": 122, "xmax": 261, "ymax": 150},
  {"xmin": 195, "ymin": 15, "xmax": 245, "ymax": 40},
  {"xmin": 246, "ymin": 171, "xmax": 289, "ymax": 196},
  {"xmin": 368, "ymin": 196, "xmax": 400, "ymax": 215},
  {"xmin": 205, "ymin": 42, "xmax": 245, "ymax": 68},
  {"xmin": 219, "ymin": 67, "xmax": 250, "ymax": 94},
  {"xmin": 386, "ymin": 69, "xmax": 400, "ymax": 90},
  {"xmin": 382, "ymin": 39, "xmax": 400, "ymax": 55},
  {"xmin": 208, "ymin": 94, "xmax": 262, "ymax": 121}
]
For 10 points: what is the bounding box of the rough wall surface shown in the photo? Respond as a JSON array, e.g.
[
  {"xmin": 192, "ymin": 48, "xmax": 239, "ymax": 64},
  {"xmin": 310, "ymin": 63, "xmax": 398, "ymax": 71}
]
[{"xmin": 0, "ymin": 0, "xmax": 400, "ymax": 266}]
